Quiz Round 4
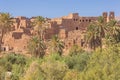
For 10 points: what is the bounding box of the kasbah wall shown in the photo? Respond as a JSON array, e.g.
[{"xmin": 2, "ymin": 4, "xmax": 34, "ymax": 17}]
[{"xmin": 1, "ymin": 11, "xmax": 118, "ymax": 53}]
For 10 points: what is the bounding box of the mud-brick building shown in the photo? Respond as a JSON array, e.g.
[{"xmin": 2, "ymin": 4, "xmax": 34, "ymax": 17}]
[
  {"xmin": 2, "ymin": 16, "xmax": 32, "ymax": 52},
  {"xmin": 53, "ymin": 12, "xmax": 115, "ymax": 49},
  {"xmin": 1, "ymin": 11, "xmax": 117, "ymax": 52}
]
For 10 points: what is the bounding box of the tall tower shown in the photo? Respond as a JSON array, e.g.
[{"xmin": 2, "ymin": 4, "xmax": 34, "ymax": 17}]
[
  {"xmin": 109, "ymin": 12, "xmax": 115, "ymax": 21},
  {"xmin": 102, "ymin": 12, "xmax": 108, "ymax": 22}
]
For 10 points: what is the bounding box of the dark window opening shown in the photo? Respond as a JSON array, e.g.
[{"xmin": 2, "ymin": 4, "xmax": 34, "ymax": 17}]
[
  {"xmin": 74, "ymin": 19, "xmax": 78, "ymax": 21},
  {"xmin": 86, "ymin": 19, "xmax": 88, "ymax": 22},
  {"xmin": 80, "ymin": 20, "xmax": 81, "ymax": 22},
  {"xmin": 3, "ymin": 47, "xmax": 6, "ymax": 51},
  {"xmin": 76, "ymin": 27, "xmax": 78, "ymax": 30},
  {"xmin": 83, "ymin": 20, "xmax": 84, "ymax": 22},
  {"xmin": 81, "ymin": 39, "xmax": 85, "ymax": 47},
  {"xmin": 74, "ymin": 19, "xmax": 76, "ymax": 21},
  {"xmin": 89, "ymin": 19, "xmax": 91, "ymax": 22},
  {"xmin": 12, "ymin": 32, "xmax": 23, "ymax": 39}
]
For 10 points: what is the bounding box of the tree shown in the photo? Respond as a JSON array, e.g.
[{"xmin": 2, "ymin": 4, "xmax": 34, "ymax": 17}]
[
  {"xmin": 0, "ymin": 66, "xmax": 5, "ymax": 80},
  {"xmin": 106, "ymin": 19, "xmax": 120, "ymax": 44},
  {"xmin": 22, "ymin": 61, "xmax": 45, "ymax": 80},
  {"xmin": 65, "ymin": 52, "xmax": 90, "ymax": 71},
  {"xmin": 49, "ymin": 35, "xmax": 64, "ymax": 55},
  {"xmin": 85, "ymin": 16, "xmax": 106, "ymax": 51},
  {"xmin": 63, "ymin": 70, "xmax": 81, "ymax": 80},
  {"xmin": 0, "ymin": 53, "xmax": 27, "ymax": 80},
  {"xmin": 28, "ymin": 16, "xmax": 48, "ymax": 57},
  {"xmin": 28, "ymin": 36, "xmax": 39, "ymax": 56},
  {"xmin": 28, "ymin": 36, "xmax": 46, "ymax": 58},
  {"xmin": 69, "ymin": 44, "xmax": 85, "ymax": 56},
  {"xmin": 79, "ymin": 45, "xmax": 120, "ymax": 80},
  {"xmin": 0, "ymin": 12, "xmax": 13, "ymax": 51},
  {"xmin": 85, "ymin": 22, "xmax": 100, "ymax": 50},
  {"xmin": 40, "ymin": 60, "xmax": 68, "ymax": 80},
  {"xmin": 95, "ymin": 16, "xmax": 107, "ymax": 51},
  {"xmin": 33, "ymin": 16, "xmax": 48, "ymax": 40}
]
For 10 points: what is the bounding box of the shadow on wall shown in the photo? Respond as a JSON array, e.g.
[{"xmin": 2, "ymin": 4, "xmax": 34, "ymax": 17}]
[
  {"xmin": 12, "ymin": 32, "xmax": 23, "ymax": 39},
  {"xmin": 20, "ymin": 27, "xmax": 32, "ymax": 35}
]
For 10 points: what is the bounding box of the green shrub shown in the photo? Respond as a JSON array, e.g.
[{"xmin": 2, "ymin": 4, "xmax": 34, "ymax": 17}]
[
  {"xmin": 0, "ymin": 53, "xmax": 28, "ymax": 80},
  {"xmin": 63, "ymin": 70, "xmax": 81, "ymax": 80},
  {"xmin": 40, "ymin": 60, "xmax": 68, "ymax": 80},
  {"xmin": 69, "ymin": 45, "xmax": 85, "ymax": 56},
  {"xmin": 65, "ymin": 53, "xmax": 90, "ymax": 71},
  {"xmin": 0, "ymin": 66, "xmax": 5, "ymax": 80},
  {"xmin": 22, "ymin": 61, "xmax": 45, "ymax": 80},
  {"xmin": 79, "ymin": 46, "xmax": 120, "ymax": 80}
]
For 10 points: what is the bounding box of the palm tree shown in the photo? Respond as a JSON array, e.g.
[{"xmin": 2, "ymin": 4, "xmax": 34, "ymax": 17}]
[
  {"xmin": 95, "ymin": 16, "xmax": 107, "ymax": 51},
  {"xmin": 28, "ymin": 16, "xmax": 49, "ymax": 57},
  {"xmin": 33, "ymin": 16, "xmax": 48, "ymax": 40},
  {"xmin": 97, "ymin": 16, "xmax": 106, "ymax": 37},
  {"xmin": 49, "ymin": 35, "xmax": 64, "ymax": 55},
  {"xmin": 85, "ymin": 16, "xmax": 106, "ymax": 51},
  {"xmin": 28, "ymin": 36, "xmax": 46, "ymax": 58},
  {"xmin": 85, "ymin": 22, "xmax": 99, "ymax": 50},
  {"xmin": 106, "ymin": 20, "xmax": 120, "ymax": 44},
  {"xmin": 0, "ymin": 12, "xmax": 13, "ymax": 51},
  {"xmin": 28, "ymin": 36, "xmax": 38, "ymax": 56}
]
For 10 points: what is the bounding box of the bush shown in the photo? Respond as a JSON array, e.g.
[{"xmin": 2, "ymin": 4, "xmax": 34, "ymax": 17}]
[
  {"xmin": 22, "ymin": 61, "xmax": 45, "ymax": 80},
  {"xmin": 65, "ymin": 53, "xmax": 90, "ymax": 71},
  {"xmin": 0, "ymin": 53, "xmax": 28, "ymax": 80},
  {"xmin": 63, "ymin": 70, "xmax": 81, "ymax": 80},
  {"xmin": 79, "ymin": 46, "xmax": 120, "ymax": 80},
  {"xmin": 43, "ymin": 53, "xmax": 64, "ymax": 62},
  {"xmin": 40, "ymin": 60, "xmax": 68, "ymax": 80},
  {"xmin": 6, "ymin": 53, "xmax": 26, "ymax": 65},
  {"xmin": 0, "ymin": 66, "xmax": 5, "ymax": 80},
  {"xmin": 69, "ymin": 45, "xmax": 85, "ymax": 56}
]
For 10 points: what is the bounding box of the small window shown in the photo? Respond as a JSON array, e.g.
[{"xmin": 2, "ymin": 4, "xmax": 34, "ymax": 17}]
[
  {"xmin": 76, "ymin": 27, "xmax": 78, "ymax": 30},
  {"xmin": 86, "ymin": 19, "xmax": 88, "ymax": 22},
  {"xmin": 73, "ymin": 19, "xmax": 75, "ymax": 21},
  {"xmin": 89, "ymin": 19, "xmax": 91, "ymax": 22},
  {"xmin": 3, "ymin": 47, "xmax": 6, "ymax": 51},
  {"xmin": 80, "ymin": 20, "xmax": 81, "ymax": 22},
  {"xmin": 81, "ymin": 39, "xmax": 84, "ymax": 47},
  {"xmin": 83, "ymin": 20, "xmax": 84, "ymax": 22}
]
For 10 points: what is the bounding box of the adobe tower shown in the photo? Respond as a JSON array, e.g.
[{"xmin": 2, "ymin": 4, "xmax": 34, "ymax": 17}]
[
  {"xmin": 103, "ymin": 12, "xmax": 108, "ymax": 22},
  {"xmin": 109, "ymin": 11, "xmax": 115, "ymax": 21}
]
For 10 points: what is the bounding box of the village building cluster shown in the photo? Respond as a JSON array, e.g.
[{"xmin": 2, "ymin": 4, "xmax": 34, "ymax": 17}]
[{"xmin": 1, "ymin": 12, "xmax": 118, "ymax": 53}]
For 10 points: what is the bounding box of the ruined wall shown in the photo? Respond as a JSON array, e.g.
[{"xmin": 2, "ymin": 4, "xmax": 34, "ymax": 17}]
[
  {"xmin": 3, "ymin": 32, "xmax": 30, "ymax": 52},
  {"xmin": 2, "ymin": 16, "xmax": 32, "ymax": 52},
  {"xmin": 64, "ymin": 30, "xmax": 85, "ymax": 49}
]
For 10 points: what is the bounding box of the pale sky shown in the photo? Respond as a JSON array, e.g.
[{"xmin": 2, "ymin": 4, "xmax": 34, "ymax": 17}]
[{"xmin": 0, "ymin": 0, "xmax": 120, "ymax": 18}]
